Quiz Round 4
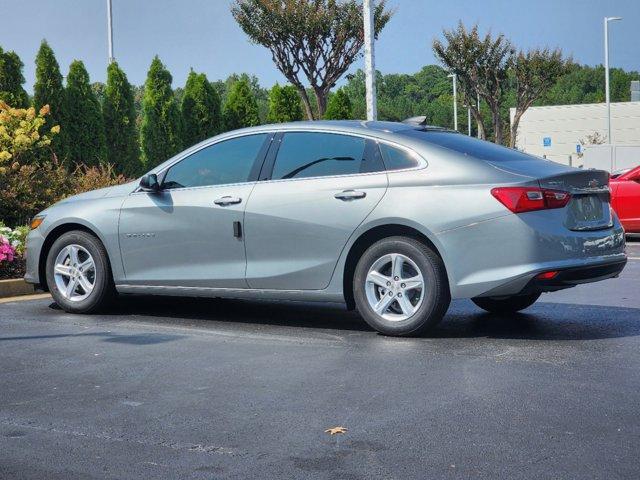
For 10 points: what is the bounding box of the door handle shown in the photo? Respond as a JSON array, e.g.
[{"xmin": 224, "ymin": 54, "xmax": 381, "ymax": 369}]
[
  {"xmin": 334, "ymin": 190, "xmax": 366, "ymax": 201},
  {"xmin": 214, "ymin": 196, "xmax": 242, "ymax": 206}
]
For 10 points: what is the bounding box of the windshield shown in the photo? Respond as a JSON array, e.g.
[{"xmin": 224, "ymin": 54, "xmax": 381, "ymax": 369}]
[{"xmin": 400, "ymin": 129, "xmax": 544, "ymax": 163}]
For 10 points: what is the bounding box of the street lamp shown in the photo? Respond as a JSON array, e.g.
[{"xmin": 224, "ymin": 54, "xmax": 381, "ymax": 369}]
[
  {"xmin": 363, "ymin": 0, "xmax": 377, "ymax": 121},
  {"xmin": 448, "ymin": 73, "xmax": 457, "ymax": 131},
  {"xmin": 604, "ymin": 16, "xmax": 622, "ymax": 144},
  {"xmin": 107, "ymin": 0, "xmax": 115, "ymax": 63}
]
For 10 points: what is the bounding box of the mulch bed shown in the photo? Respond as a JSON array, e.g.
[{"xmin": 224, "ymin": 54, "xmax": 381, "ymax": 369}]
[{"xmin": 0, "ymin": 255, "xmax": 26, "ymax": 280}]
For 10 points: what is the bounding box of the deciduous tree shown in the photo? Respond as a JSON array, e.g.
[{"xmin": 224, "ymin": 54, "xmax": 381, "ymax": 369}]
[
  {"xmin": 64, "ymin": 60, "xmax": 106, "ymax": 166},
  {"xmin": 434, "ymin": 23, "xmax": 513, "ymax": 142},
  {"xmin": 140, "ymin": 56, "xmax": 182, "ymax": 167},
  {"xmin": 103, "ymin": 61, "xmax": 141, "ymax": 176},
  {"xmin": 231, "ymin": 0, "xmax": 393, "ymax": 119},
  {"xmin": 181, "ymin": 70, "xmax": 222, "ymax": 147},
  {"xmin": 508, "ymin": 48, "xmax": 569, "ymax": 147}
]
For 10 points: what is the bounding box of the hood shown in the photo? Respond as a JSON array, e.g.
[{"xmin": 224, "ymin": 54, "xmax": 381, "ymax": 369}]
[{"xmin": 57, "ymin": 181, "xmax": 138, "ymax": 205}]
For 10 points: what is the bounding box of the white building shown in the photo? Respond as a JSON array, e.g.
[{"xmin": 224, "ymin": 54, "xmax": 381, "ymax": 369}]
[{"xmin": 510, "ymin": 101, "xmax": 640, "ymax": 168}]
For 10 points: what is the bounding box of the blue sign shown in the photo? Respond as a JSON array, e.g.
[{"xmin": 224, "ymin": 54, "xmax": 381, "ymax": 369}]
[
  {"xmin": 576, "ymin": 144, "xmax": 582, "ymax": 154},
  {"xmin": 543, "ymin": 137, "xmax": 552, "ymax": 147}
]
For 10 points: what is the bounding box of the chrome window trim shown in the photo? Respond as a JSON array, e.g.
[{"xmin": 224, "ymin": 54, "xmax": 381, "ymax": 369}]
[
  {"xmin": 132, "ymin": 128, "xmax": 428, "ymax": 193},
  {"xmin": 261, "ymin": 130, "xmax": 427, "ymax": 185}
]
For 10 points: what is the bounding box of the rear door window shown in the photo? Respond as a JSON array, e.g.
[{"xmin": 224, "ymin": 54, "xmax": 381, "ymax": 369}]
[{"xmin": 271, "ymin": 132, "xmax": 381, "ymax": 180}]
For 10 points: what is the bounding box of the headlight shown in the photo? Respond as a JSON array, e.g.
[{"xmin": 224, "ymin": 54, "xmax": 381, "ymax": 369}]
[{"xmin": 30, "ymin": 215, "xmax": 45, "ymax": 230}]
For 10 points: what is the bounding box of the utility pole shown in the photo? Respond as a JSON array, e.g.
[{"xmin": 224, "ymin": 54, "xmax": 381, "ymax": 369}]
[
  {"xmin": 604, "ymin": 16, "xmax": 622, "ymax": 145},
  {"xmin": 477, "ymin": 92, "xmax": 481, "ymax": 138},
  {"xmin": 467, "ymin": 106, "xmax": 472, "ymax": 136},
  {"xmin": 107, "ymin": 0, "xmax": 115, "ymax": 63},
  {"xmin": 448, "ymin": 73, "xmax": 457, "ymax": 131},
  {"xmin": 363, "ymin": 0, "xmax": 377, "ymax": 121}
]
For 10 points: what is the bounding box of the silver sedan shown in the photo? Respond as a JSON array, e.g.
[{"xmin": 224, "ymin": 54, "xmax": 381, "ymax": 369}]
[{"xmin": 25, "ymin": 120, "xmax": 627, "ymax": 336}]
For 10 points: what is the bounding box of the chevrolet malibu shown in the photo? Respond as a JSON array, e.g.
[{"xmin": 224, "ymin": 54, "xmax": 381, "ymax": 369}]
[{"xmin": 25, "ymin": 120, "xmax": 627, "ymax": 336}]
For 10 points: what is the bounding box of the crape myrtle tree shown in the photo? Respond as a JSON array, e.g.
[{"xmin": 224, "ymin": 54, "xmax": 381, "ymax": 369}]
[
  {"xmin": 266, "ymin": 83, "xmax": 303, "ymax": 123},
  {"xmin": 508, "ymin": 48, "xmax": 569, "ymax": 147},
  {"xmin": 181, "ymin": 70, "xmax": 222, "ymax": 147},
  {"xmin": 33, "ymin": 40, "xmax": 65, "ymax": 154},
  {"xmin": 433, "ymin": 22, "xmax": 513, "ymax": 143},
  {"xmin": 103, "ymin": 61, "xmax": 141, "ymax": 176},
  {"xmin": 231, "ymin": 0, "xmax": 393, "ymax": 120},
  {"xmin": 140, "ymin": 56, "xmax": 182, "ymax": 167},
  {"xmin": 223, "ymin": 77, "xmax": 260, "ymax": 130},
  {"xmin": 324, "ymin": 87, "xmax": 352, "ymax": 119},
  {"xmin": 64, "ymin": 60, "xmax": 107, "ymax": 166},
  {"xmin": 0, "ymin": 47, "xmax": 29, "ymax": 108}
]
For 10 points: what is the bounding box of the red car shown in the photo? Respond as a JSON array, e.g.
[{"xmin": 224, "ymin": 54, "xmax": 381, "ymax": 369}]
[{"xmin": 610, "ymin": 165, "xmax": 640, "ymax": 234}]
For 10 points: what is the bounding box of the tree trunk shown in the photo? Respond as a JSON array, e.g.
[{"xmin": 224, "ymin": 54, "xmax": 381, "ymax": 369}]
[
  {"xmin": 491, "ymin": 109, "xmax": 503, "ymax": 145},
  {"xmin": 509, "ymin": 110, "xmax": 524, "ymax": 148},
  {"xmin": 314, "ymin": 88, "xmax": 328, "ymax": 119},
  {"xmin": 469, "ymin": 106, "xmax": 487, "ymax": 140},
  {"xmin": 295, "ymin": 86, "xmax": 316, "ymax": 120}
]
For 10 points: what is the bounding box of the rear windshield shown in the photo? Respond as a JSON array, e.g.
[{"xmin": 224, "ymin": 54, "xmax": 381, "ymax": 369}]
[{"xmin": 400, "ymin": 129, "xmax": 540, "ymax": 163}]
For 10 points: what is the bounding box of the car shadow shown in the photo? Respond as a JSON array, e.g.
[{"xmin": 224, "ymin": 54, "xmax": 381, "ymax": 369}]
[{"xmin": 47, "ymin": 295, "xmax": 640, "ymax": 342}]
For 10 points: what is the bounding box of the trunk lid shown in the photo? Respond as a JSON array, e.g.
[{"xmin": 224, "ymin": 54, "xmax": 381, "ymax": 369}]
[{"xmin": 488, "ymin": 160, "xmax": 612, "ymax": 231}]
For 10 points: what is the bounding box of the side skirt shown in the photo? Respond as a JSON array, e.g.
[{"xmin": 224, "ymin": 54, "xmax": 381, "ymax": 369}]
[{"xmin": 115, "ymin": 284, "xmax": 345, "ymax": 303}]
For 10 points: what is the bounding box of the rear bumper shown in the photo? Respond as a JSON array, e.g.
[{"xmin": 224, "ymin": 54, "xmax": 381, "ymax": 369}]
[{"xmin": 520, "ymin": 258, "xmax": 627, "ymax": 294}]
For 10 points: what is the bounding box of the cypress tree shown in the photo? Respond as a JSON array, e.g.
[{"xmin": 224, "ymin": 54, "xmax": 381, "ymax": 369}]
[
  {"xmin": 64, "ymin": 60, "xmax": 107, "ymax": 166},
  {"xmin": 223, "ymin": 77, "xmax": 260, "ymax": 131},
  {"xmin": 0, "ymin": 47, "xmax": 29, "ymax": 108},
  {"xmin": 266, "ymin": 84, "xmax": 303, "ymax": 123},
  {"xmin": 140, "ymin": 56, "xmax": 182, "ymax": 167},
  {"xmin": 33, "ymin": 40, "xmax": 65, "ymax": 154},
  {"xmin": 181, "ymin": 70, "xmax": 222, "ymax": 147},
  {"xmin": 103, "ymin": 61, "xmax": 141, "ymax": 176},
  {"xmin": 324, "ymin": 88, "xmax": 352, "ymax": 120}
]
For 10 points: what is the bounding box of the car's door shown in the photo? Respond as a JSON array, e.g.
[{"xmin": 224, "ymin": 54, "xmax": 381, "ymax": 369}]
[
  {"xmin": 243, "ymin": 131, "xmax": 388, "ymax": 290},
  {"xmin": 119, "ymin": 133, "xmax": 271, "ymax": 288},
  {"xmin": 615, "ymin": 166, "xmax": 640, "ymax": 231}
]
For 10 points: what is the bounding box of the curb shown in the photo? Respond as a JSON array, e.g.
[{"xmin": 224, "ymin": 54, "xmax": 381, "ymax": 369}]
[
  {"xmin": 0, "ymin": 278, "xmax": 35, "ymax": 299},
  {"xmin": 0, "ymin": 293, "xmax": 51, "ymax": 304}
]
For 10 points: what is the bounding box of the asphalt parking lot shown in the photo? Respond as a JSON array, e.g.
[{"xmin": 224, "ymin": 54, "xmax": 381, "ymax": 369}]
[{"xmin": 1, "ymin": 242, "xmax": 639, "ymax": 480}]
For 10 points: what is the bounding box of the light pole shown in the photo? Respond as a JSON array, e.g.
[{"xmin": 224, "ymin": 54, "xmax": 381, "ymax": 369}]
[
  {"xmin": 467, "ymin": 105, "xmax": 472, "ymax": 136},
  {"xmin": 448, "ymin": 73, "xmax": 457, "ymax": 131},
  {"xmin": 363, "ymin": 0, "xmax": 377, "ymax": 121},
  {"xmin": 604, "ymin": 16, "xmax": 622, "ymax": 144},
  {"xmin": 107, "ymin": 0, "xmax": 115, "ymax": 63}
]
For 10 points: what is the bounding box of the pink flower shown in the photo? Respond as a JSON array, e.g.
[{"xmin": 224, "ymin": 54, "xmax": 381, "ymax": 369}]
[{"xmin": 0, "ymin": 236, "xmax": 15, "ymax": 263}]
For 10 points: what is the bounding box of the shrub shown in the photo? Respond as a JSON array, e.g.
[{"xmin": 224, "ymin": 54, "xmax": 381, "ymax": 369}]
[{"xmin": 68, "ymin": 163, "xmax": 129, "ymax": 196}]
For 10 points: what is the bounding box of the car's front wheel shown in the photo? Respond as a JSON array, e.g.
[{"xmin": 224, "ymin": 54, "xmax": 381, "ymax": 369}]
[
  {"xmin": 353, "ymin": 236, "xmax": 450, "ymax": 336},
  {"xmin": 45, "ymin": 230, "xmax": 115, "ymax": 313},
  {"xmin": 472, "ymin": 292, "xmax": 541, "ymax": 314}
]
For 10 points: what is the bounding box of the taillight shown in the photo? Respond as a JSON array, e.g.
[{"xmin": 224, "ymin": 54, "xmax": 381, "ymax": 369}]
[{"xmin": 491, "ymin": 187, "xmax": 571, "ymax": 213}]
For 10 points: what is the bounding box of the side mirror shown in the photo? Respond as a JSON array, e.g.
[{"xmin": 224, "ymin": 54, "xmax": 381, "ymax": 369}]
[{"xmin": 139, "ymin": 173, "xmax": 160, "ymax": 192}]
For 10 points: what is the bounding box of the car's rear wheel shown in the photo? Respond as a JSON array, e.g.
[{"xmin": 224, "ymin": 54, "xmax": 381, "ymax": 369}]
[
  {"xmin": 46, "ymin": 230, "xmax": 115, "ymax": 313},
  {"xmin": 353, "ymin": 236, "xmax": 450, "ymax": 336},
  {"xmin": 472, "ymin": 292, "xmax": 541, "ymax": 314}
]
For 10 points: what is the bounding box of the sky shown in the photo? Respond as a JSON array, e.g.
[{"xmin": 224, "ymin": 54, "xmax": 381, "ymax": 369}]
[{"xmin": 0, "ymin": 0, "xmax": 638, "ymax": 92}]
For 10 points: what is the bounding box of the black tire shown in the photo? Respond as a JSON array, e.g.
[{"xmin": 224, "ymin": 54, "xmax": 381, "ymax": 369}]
[
  {"xmin": 353, "ymin": 236, "xmax": 450, "ymax": 336},
  {"xmin": 472, "ymin": 292, "xmax": 541, "ymax": 314},
  {"xmin": 45, "ymin": 230, "xmax": 115, "ymax": 313}
]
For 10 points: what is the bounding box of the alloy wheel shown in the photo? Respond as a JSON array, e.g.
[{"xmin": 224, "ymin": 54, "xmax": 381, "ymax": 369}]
[
  {"xmin": 53, "ymin": 244, "xmax": 96, "ymax": 302},
  {"xmin": 364, "ymin": 253, "xmax": 425, "ymax": 321}
]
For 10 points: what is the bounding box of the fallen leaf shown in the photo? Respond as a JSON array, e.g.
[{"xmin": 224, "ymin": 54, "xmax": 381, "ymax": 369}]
[{"xmin": 324, "ymin": 426, "xmax": 347, "ymax": 435}]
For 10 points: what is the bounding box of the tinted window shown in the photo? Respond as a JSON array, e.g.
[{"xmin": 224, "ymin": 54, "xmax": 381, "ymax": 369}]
[
  {"xmin": 379, "ymin": 143, "xmax": 421, "ymax": 170},
  {"xmin": 401, "ymin": 130, "xmax": 536, "ymax": 163},
  {"xmin": 162, "ymin": 134, "xmax": 267, "ymax": 189},
  {"xmin": 271, "ymin": 133, "xmax": 368, "ymax": 180}
]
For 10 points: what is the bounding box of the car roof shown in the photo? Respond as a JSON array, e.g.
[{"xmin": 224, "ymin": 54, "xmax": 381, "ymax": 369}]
[{"xmin": 223, "ymin": 120, "xmax": 450, "ymax": 137}]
